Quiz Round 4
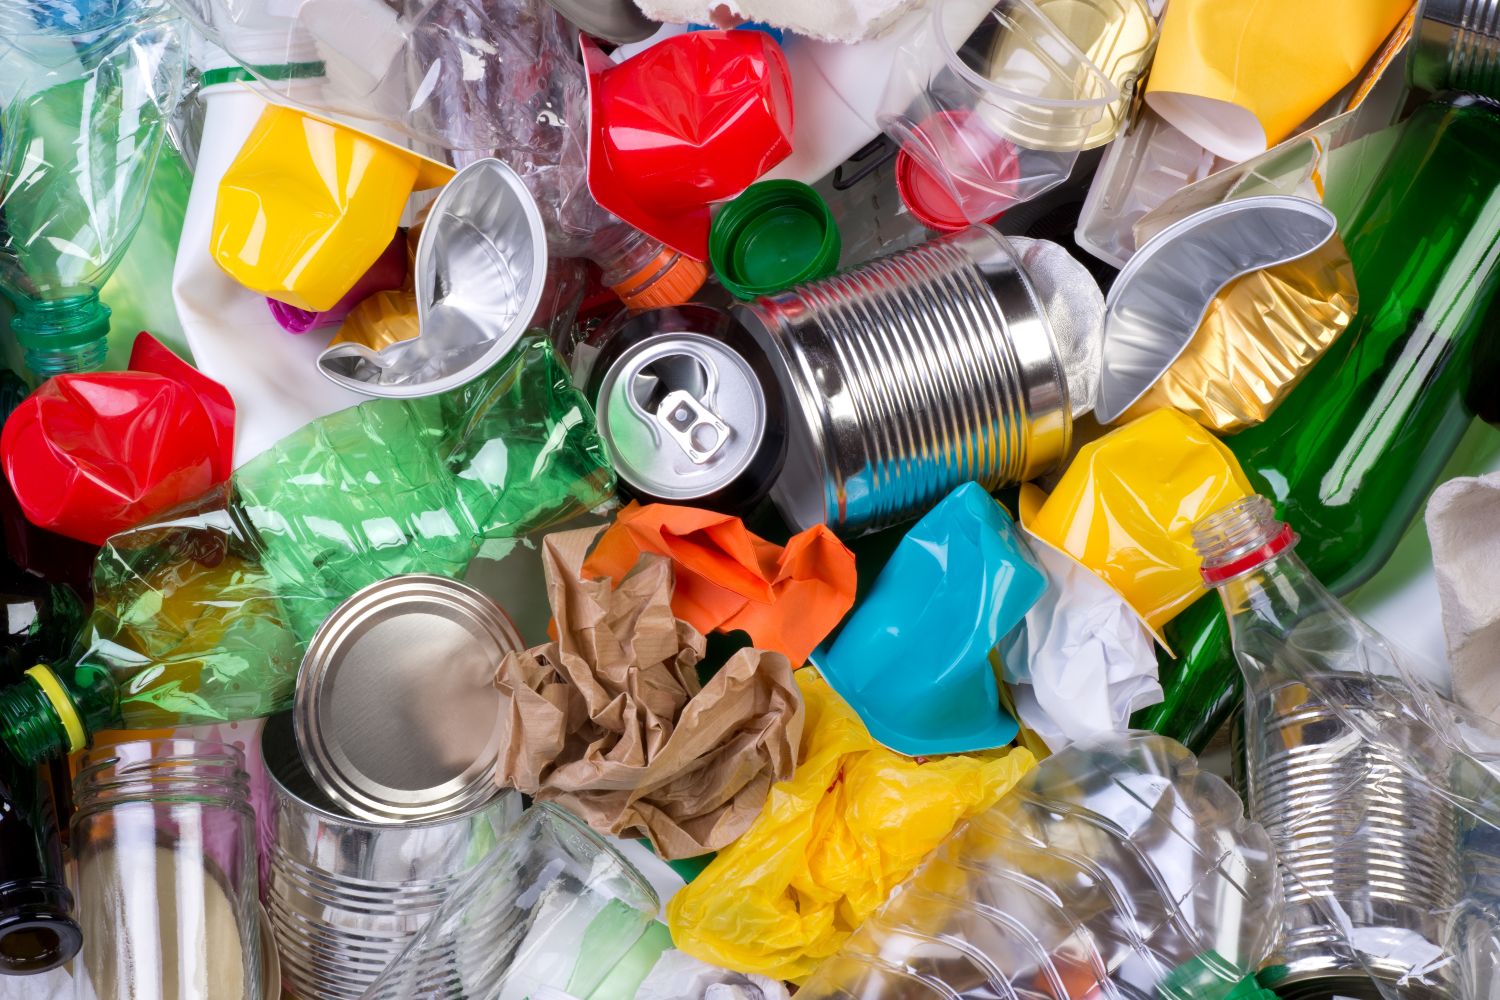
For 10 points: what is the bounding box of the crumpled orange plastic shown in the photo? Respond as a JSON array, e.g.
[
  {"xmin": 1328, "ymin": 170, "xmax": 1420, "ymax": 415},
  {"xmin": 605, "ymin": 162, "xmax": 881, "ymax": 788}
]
[{"xmin": 583, "ymin": 502, "xmax": 856, "ymax": 664}]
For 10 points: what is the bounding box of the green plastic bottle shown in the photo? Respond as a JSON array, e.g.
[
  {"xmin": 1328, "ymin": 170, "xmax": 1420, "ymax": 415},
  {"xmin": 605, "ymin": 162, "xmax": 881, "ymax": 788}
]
[
  {"xmin": 0, "ymin": 0, "xmax": 186, "ymax": 377},
  {"xmin": 1140, "ymin": 94, "xmax": 1500, "ymax": 750},
  {"xmin": 0, "ymin": 340, "xmax": 614, "ymax": 764}
]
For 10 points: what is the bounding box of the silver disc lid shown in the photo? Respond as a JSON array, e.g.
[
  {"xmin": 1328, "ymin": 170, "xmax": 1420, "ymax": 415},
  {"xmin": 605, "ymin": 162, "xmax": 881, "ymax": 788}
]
[
  {"xmin": 293, "ymin": 575, "xmax": 523, "ymax": 823},
  {"xmin": 597, "ymin": 331, "xmax": 772, "ymax": 503}
]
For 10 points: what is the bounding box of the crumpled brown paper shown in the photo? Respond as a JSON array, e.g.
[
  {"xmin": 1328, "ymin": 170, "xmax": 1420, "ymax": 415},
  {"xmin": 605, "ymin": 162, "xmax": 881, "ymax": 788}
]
[{"xmin": 492, "ymin": 524, "xmax": 804, "ymax": 859}]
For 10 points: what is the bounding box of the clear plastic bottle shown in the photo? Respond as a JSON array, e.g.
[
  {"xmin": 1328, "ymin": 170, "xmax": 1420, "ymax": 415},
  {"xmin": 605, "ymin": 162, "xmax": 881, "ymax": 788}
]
[
  {"xmin": 793, "ymin": 733, "xmax": 1282, "ymax": 1000},
  {"xmin": 1195, "ymin": 496, "xmax": 1460, "ymax": 1000},
  {"xmin": 0, "ymin": 340, "xmax": 613, "ymax": 764},
  {"xmin": 0, "ymin": 0, "xmax": 187, "ymax": 378}
]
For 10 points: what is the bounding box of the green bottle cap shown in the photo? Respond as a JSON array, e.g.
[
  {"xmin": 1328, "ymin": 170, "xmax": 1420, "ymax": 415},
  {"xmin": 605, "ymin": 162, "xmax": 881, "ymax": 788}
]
[
  {"xmin": 1157, "ymin": 953, "xmax": 1277, "ymax": 1000},
  {"xmin": 709, "ymin": 180, "xmax": 841, "ymax": 300}
]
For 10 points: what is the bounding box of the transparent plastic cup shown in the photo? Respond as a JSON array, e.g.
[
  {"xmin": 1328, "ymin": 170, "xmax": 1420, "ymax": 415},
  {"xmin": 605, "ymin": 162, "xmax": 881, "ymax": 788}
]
[
  {"xmin": 880, "ymin": 0, "xmax": 1120, "ymax": 225},
  {"xmin": 361, "ymin": 804, "xmax": 662, "ymax": 1000}
]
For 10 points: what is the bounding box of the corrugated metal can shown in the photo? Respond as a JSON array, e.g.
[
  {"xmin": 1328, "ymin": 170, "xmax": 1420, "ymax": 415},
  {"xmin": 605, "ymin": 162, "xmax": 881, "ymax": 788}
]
[
  {"xmin": 1412, "ymin": 0, "xmax": 1500, "ymax": 96},
  {"xmin": 261, "ymin": 711, "xmax": 522, "ymax": 1000},
  {"xmin": 736, "ymin": 225, "xmax": 1071, "ymax": 536}
]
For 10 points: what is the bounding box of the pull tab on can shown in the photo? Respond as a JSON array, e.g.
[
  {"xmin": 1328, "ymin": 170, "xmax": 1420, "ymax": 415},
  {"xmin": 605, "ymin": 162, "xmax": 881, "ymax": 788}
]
[{"xmin": 654, "ymin": 388, "xmax": 733, "ymax": 465}]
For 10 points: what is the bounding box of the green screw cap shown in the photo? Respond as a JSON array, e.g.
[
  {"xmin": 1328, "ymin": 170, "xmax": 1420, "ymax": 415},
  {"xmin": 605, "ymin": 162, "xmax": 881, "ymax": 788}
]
[
  {"xmin": 709, "ymin": 180, "xmax": 841, "ymax": 300},
  {"xmin": 1158, "ymin": 953, "xmax": 1277, "ymax": 1000}
]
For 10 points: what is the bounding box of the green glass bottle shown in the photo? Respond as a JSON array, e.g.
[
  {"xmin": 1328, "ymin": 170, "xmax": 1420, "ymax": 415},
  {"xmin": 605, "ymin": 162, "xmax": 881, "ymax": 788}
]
[
  {"xmin": 0, "ymin": 340, "xmax": 614, "ymax": 764},
  {"xmin": 1140, "ymin": 93, "xmax": 1500, "ymax": 750}
]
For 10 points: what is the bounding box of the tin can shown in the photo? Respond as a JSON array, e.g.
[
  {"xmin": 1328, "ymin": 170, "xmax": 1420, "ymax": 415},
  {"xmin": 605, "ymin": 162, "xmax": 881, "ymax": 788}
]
[
  {"xmin": 737, "ymin": 225, "xmax": 1072, "ymax": 536},
  {"xmin": 579, "ymin": 305, "xmax": 787, "ymax": 514},
  {"xmin": 293, "ymin": 574, "xmax": 524, "ymax": 824},
  {"xmin": 1412, "ymin": 0, "xmax": 1500, "ymax": 96},
  {"xmin": 262, "ymin": 711, "xmax": 522, "ymax": 1000}
]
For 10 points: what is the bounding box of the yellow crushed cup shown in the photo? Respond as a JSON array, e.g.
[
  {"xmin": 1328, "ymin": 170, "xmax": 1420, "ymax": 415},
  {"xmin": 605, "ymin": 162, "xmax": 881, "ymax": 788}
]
[
  {"xmin": 212, "ymin": 103, "xmax": 454, "ymax": 313},
  {"xmin": 1027, "ymin": 409, "xmax": 1253, "ymax": 638}
]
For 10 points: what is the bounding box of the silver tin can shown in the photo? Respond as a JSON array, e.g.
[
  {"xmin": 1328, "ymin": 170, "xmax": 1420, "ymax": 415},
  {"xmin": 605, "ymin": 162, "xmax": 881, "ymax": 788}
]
[
  {"xmin": 262, "ymin": 711, "xmax": 522, "ymax": 1000},
  {"xmin": 1237, "ymin": 684, "xmax": 1460, "ymax": 1000},
  {"xmin": 1412, "ymin": 0, "xmax": 1500, "ymax": 97},
  {"xmin": 294, "ymin": 574, "xmax": 524, "ymax": 824},
  {"xmin": 580, "ymin": 305, "xmax": 786, "ymax": 513},
  {"xmin": 736, "ymin": 225, "xmax": 1071, "ymax": 536}
]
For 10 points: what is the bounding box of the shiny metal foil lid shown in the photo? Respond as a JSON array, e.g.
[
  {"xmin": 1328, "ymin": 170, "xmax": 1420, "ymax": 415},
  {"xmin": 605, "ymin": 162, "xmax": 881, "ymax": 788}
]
[
  {"xmin": 317, "ymin": 158, "xmax": 548, "ymax": 398},
  {"xmin": 293, "ymin": 574, "xmax": 523, "ymax": 823},
  {"xmin": 1095, "ymin": 194, "xmax": 1337, "ymax": 424}
]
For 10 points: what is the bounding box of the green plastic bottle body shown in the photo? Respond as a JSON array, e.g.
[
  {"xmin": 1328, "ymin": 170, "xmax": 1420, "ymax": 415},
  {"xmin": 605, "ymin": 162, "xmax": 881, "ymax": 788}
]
[
  {"xmin": 0, "ymin": 341, "xmax": 613, "ymax": 762},
  {"xmin": 1141, "ymin": 95, "xmax": 1500, "ymax": 750},
  {"xmin": 0, "ymin": 3, "xmax": 185, "ymax": 376}
]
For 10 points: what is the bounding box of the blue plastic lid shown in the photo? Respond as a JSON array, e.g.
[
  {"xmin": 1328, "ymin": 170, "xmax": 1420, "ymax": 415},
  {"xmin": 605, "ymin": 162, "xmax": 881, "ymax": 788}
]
[{"xmin": 687, "ymin": 21, "xmax": 785, "ymax": 43}]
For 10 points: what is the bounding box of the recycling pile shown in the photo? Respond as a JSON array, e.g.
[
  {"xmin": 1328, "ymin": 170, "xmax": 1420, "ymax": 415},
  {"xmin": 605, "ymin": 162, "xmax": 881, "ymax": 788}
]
[{"xmin": 1, "ymin": 0, "xmax": 1499, "ymax": 998}]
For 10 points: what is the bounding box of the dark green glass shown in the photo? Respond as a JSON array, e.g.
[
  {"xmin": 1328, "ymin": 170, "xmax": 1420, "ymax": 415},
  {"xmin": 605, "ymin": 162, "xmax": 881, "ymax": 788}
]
[{"xmin": 1140, "ymin": 94, "xmax": 1500, "ymax": 750}]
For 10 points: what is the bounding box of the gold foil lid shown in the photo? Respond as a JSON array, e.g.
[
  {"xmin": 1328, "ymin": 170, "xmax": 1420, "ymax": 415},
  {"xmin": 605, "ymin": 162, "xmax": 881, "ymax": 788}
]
[{"xmin": 1119, "ymin": 234, "xmax": 1358, "ymax": 433}]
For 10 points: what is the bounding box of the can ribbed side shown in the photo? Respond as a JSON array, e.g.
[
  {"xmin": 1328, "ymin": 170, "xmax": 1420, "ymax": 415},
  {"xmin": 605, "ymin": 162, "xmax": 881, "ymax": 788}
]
[
  {"xmin": 1451, "ymin": 0, "xmax": 1500, "ymax": 96},
  {"xmin": 1251, "ymin": 695, "xmax": 1459, "ymax": 994},
  {"xmin": 786, "ymin": 238, "xmax": 1029, "ymax": 532}
]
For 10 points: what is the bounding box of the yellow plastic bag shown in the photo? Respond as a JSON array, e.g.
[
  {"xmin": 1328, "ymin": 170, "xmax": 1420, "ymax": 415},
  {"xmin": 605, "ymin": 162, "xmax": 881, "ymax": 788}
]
[
  {"xmin": 1027, "ymin": 409, "xmax": 1253, "ymax": 641},
  {"xmin": 666, "ymin": 670, "xmax": 1035, "ymax": 983}
]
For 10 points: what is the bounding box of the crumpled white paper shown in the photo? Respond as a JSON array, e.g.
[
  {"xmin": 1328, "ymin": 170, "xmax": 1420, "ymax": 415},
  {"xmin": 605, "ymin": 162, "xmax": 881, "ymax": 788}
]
[
  {"xmin": 635, "ymin": 949, "xmax": 791, "ymax": 1000},
  {"xmin": 631, "ymin": 0, "xmax": 924, "ymax": 43},
  {"xmin": 1426, "ymin": 471, "xmax": 1500, "ymax": 720},
  {"xmin": 999, "ymin": 531, "xmax": 1161, "ymax": 751}
]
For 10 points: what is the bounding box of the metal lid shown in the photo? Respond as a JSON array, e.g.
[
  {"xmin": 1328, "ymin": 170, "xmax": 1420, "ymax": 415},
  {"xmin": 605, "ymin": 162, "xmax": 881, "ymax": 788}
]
[
  {"xmin": 596, "ymin": 330, "xmax": 779, "ymax": 506},
  {"xmin": 293, "ymin": 575, "xmax": 523, "ymax": 823}
]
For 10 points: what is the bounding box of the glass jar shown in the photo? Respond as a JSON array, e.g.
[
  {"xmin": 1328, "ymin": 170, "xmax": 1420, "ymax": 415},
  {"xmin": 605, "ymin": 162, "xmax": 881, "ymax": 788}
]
[{"xmin": 72, "ymin": 739, "xmax": 263, "ymax": 1000}]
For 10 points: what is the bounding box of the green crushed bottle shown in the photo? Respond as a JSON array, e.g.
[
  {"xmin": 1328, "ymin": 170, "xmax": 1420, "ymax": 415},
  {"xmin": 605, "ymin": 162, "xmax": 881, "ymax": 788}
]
[
  {"xmin": 0, "ymin": 340, "xmax": 615, "ymax": 764},
  {"xmin": 1139, "ymin": 94, "xmax": 1500, "ymax": 751},
  {"xmin": 0, "ymin": 0, "xmax": 185, "ymax": 377}
]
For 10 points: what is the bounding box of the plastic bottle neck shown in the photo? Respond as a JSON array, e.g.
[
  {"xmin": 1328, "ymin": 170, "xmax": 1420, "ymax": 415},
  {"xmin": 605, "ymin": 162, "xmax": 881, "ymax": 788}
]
[
  {"xmin": 589, "ymin": 222, "xmax": 706, "ymax": 311},
  {"xmin": 10, "ymin": 294, "xmax": 111, "ymax": 377},
  {"xmin": 0, "ymin": 670, "xmax": 76, "ymax": 765},
  {"xmin": 1193, "ymin": 495, "xmax": 1342, "ymax": 650}
]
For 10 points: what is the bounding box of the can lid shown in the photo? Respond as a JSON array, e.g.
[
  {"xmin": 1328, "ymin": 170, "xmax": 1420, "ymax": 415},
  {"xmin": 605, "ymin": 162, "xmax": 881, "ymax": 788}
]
[
  {"xmin": 709, "ymin": 181, "xmax": 841, "ymax": 299},
  {"xmin": 293, "ymin": 575, "xmax": 523, "ymax": 823},
  {"xmin": 597, "ymin": 330, "xmax": 775, "ymax": 505}
]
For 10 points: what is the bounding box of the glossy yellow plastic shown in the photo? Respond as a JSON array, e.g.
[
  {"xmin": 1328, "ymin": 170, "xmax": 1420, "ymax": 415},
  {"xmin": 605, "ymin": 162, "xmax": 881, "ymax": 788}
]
[
  {"xmin": 212, "ymin": 103, "xmax": 454, "ymax": 313},
  {"xmin": 667, "ymin": 670, "xmax": 1035, "ymax": 983},
  {"xmin": 1027, "ymin": 409, "xmax": 1252, "ymax": 638}
]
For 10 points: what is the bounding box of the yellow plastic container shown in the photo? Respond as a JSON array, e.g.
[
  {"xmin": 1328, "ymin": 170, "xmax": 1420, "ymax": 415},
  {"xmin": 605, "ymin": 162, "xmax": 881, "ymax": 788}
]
[
  {"xmin": 212, "ymin": 103, "xmax": 454, "ymax": 313},
  {"xmin": 1027, "ymin": 409, "xmax": 1252, "ymax": 638}
]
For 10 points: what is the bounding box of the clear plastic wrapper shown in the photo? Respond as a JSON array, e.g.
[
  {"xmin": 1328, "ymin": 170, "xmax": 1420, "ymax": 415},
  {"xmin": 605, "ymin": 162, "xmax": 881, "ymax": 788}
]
[
  {"xmin": 166, "ymin": 0, "xmax": 587, "ymax": 228},
  {"xmin": 793, "ymin": 731, "xmax": 1282, "ymax": 999}
]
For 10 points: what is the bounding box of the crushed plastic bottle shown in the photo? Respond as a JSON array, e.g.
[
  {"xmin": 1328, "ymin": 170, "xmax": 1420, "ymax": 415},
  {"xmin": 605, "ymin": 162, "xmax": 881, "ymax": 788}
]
[
  {"xmin": 1196, "ymin": 495, "xmax": 1459, "ymax": 998},
  {"xmin": 0, "ymin": 339, "xmax": 613, "ymax": 763},
  {"xmin": 0, "ymin": 0, "xmax": 187, "ymax": 377}
]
